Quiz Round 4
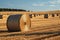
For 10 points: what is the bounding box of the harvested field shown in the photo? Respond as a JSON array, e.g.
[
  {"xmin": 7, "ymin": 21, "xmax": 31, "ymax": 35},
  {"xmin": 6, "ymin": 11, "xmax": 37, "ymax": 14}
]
[
  {"xmin": 0, "ymin": 10, "xmax": 60, "ymax": 40},
  {"xmin": 0, "ymin": 25, "xmax": 60, "ymax": 40}
]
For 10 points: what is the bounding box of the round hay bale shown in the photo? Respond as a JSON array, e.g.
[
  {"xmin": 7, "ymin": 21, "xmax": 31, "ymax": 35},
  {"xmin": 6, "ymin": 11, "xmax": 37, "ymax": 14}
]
[
  {"xmin": 7, "ymin": 14, "xmax": 31, "ymax": 32},
  {"xmin": 29, "ymin": 14, "xmax": 32, "ymax": 18},
  {"xmin": 20, "ymin": 14, "xmax": 31, "ymax": 32}
]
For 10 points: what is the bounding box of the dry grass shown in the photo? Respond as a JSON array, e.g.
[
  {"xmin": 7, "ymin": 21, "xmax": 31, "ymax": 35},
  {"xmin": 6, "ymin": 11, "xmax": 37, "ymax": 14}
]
[
  {"xmin": 0, "ymin": 11, "xmax": 60, "ymax": 40},
  {"xmin": 0, "ymin": 24, "xmax": 60, "ymax": 40}
]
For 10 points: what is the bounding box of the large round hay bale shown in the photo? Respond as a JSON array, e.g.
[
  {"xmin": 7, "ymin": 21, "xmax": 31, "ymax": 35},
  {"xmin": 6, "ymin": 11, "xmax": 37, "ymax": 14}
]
[
  {"xmin": 20, "ymin": 14, "xmax": 31, "ymax": 32},
  {"xmin": 7, "ymin": 14, "xmax": 31, "ymax": 32}
]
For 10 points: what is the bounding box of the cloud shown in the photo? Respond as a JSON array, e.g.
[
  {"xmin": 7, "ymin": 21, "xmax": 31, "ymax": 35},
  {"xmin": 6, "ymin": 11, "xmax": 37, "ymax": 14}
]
[
  {"xmin": 32, "ymin": 3, "xmax": 46, "ymax": 6},
  {"xmin": 49, "ymin": 0, "xmax": 60, "ymax": 4},
  {"xmin": 49, "ymin": 5, "xmax": 55, "ymax": 7},
  {"xmin": 49, "ymin": 1, "xmax": 56, "ymax": 4},
  {"xmin": 32, "ymin": 0, "xmax": 60, "ymax": 8}
]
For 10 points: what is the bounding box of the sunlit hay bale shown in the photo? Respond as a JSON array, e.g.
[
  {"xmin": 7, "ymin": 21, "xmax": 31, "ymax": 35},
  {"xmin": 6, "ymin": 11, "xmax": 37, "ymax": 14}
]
[
  {"xmin": 20, "ymin": 14, "xmax": 31, "ymax": 32},
  {"xmin": 7, "ymin": 14, "xmax": 31, "ymax": 32}
]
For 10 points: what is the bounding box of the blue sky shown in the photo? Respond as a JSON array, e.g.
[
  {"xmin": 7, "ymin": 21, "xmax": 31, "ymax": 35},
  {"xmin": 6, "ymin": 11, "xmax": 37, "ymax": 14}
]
[{"xmin": 0, "ymin": 0, "xmax": 60, "ymax": 11}]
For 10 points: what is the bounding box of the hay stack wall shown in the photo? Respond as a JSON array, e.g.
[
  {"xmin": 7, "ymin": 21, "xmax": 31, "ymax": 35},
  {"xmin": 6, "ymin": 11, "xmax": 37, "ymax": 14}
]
[
  {"xmin": 31, "ymin": 11, "xmax": 60, "ymax": 28},
  {"xmin": 0, "ymin": 15, "xmax": 9, "ymax": 30}
]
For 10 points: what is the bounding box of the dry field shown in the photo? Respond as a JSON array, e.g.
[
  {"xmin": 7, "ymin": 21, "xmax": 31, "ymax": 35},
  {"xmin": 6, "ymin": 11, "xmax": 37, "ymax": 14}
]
[
  {"xmin": 0, "ymin": 12, "xmax": 60, "ymax": 40},
  {"xmin": 0, "ymin": 23, "xmax": 60, "ymax": 40},
  {"xmin": 0, "ymin": 25, "xmax": 60, "ymax": 40}
]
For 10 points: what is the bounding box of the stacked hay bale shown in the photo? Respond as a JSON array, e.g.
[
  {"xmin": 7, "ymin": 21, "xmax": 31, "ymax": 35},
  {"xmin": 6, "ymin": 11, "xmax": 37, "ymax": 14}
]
[
  {"xmin": 31, "ymin": 13, "xmax": 60, "ymax": 28},
  {"xmin": 0, "ymin": 15, "xmax": 9, "ymax": 30}
]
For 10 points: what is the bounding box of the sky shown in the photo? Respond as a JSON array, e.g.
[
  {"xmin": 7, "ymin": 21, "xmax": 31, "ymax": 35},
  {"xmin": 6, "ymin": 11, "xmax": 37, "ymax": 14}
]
[{"xmin": 0, "ymin": 0, "xmax": 60, "ymax": 11}]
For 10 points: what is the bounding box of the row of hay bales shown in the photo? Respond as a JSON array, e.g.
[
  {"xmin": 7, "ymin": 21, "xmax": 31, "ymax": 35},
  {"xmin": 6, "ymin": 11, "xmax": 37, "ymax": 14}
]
[
  {"xmin": 0, "ymin": 14, "xmax": 31, "ymax": 32},
  {"xmin": 30, "ymin": 13, "xmax": 60, "ymax": 28}
]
